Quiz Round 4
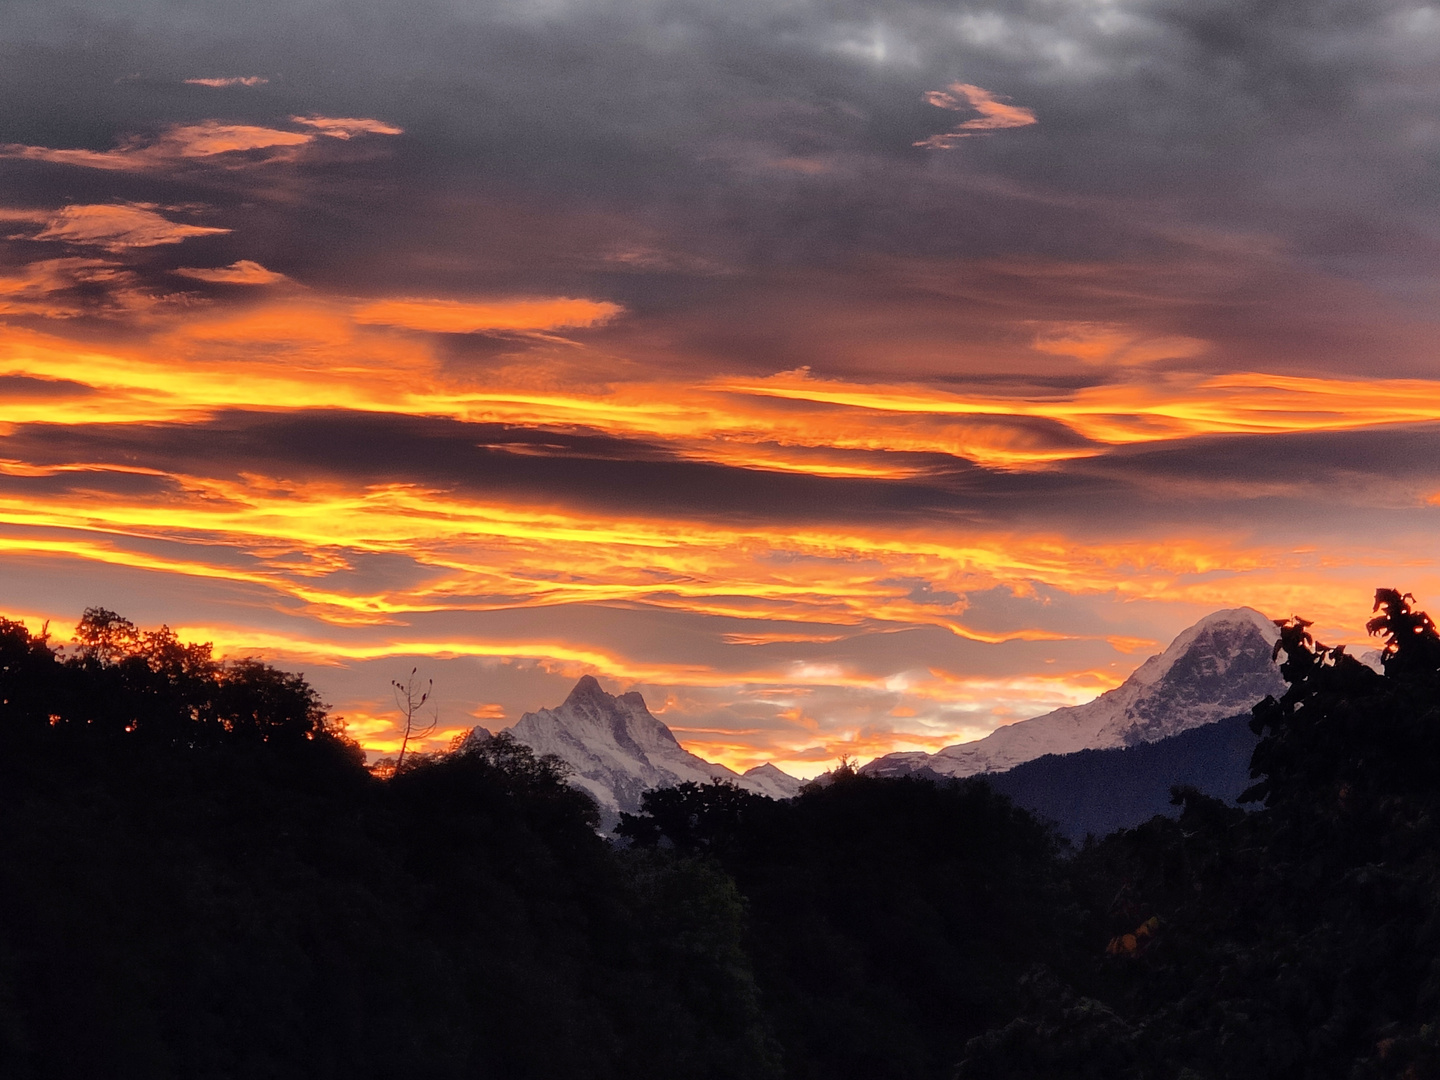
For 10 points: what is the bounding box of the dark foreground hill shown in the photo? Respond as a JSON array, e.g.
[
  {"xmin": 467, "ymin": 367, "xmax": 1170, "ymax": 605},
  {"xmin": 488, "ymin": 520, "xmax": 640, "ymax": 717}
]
[
  {"xmin": 980, "ymin": 711, "xmax": 1260, "ymax": 841},
  {"xmin": 0, "ymin": 610, "xmax": 782, "ymax": 1080},
  {"xmin": 11, "ymin": 594, "xmax": 1440, "ymax": 1080},
  {"xmin": 0, "ymin": 608, "xmax": 1067, "ymax": 1080}
]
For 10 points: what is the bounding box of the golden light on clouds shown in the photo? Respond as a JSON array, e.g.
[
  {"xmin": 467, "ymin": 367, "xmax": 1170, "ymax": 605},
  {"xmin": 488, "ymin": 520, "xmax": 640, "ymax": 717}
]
[
  {"xmin": 1, "ymin": 294, "xmax": 1436, "ymax": 695},
  {"xmin": 8, "ymin": 301, "xmax": 1440, "ymax": 479},
  {"xmin": 351, "ymin": 296, "xmax": 623, "ymax": 334},
  {"xmin": 28, "ymin": 204, "xmax": 230, "ymax": 251},
  {"xmin": 173, "ymin": 260, "xmax": 288, "ymax": 285},
  {"xmin": 1030, "ymin": 322, "xmax": 1208, "ymax": 366},
  {"xmin": 3, "ymin": 95, "xmax": 1438, "ymax": 779},
  {"xmin": 290, "ymin": 115, "xmax": 406, "ymax": 139}
]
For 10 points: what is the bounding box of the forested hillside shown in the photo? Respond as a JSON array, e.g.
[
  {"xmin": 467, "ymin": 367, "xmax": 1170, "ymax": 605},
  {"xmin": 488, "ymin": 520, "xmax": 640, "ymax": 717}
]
[
  {"xmin": 981, "ymin": 710, "xmax": 1260, "ymax": 841},
  {"xmin": 4, "ymin": 595, "xmax": 1440, "ymax": 1079}
]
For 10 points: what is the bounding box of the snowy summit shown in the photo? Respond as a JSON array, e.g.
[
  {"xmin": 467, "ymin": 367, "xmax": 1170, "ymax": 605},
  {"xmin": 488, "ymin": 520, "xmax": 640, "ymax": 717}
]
[
  {"xmin": 862, "ymin": 607, "xmax": 1286, "ymax": 779},
  {"xmin": 474, "ymin": 675, "xmax": 802, "ymax": 822}
]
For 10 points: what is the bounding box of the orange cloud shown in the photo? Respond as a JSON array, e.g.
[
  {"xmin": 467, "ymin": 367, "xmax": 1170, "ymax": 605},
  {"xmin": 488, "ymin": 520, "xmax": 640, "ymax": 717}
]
[
  {"xmin": 717, "ymin": 368, "xmax": 1440, "ymax": 453},
  {"xmin": 184, "ymin": 76, "xmax": 269, "ymax": 88},
  {"xmin": 0, "ymin": 122, "xmax": 312, "ymax": 170},
  {"xmin": 291, "ymin": 115, "xmax": 405, "ymax": 139},
  {"xmin": 10, "ymin": 302, "xmax": 1440, "ymax": 471},
  {"xmin": 0, "ymin": 116, "xmax": 400, "ymax": 172},
  {"xmin": 0, "ymin": 208, "xmax": 52, "ymax": 226},
  {"xmin": 1031, "ymin": 321, "xmax": 1208, "ymax": 366},
  {"xmin": 0, "ymin": 281, "xmax": 1437, "ymax": 770},
  {"xmin": 0, "ymin": 454, "xmax": 1287, "ymax": 639},
  {"xmin": 0, "ymin": 257, "xmax": 124, "ymax": 317},
  {"xmin": 173, "ymin": 260, "xmax": 288, "ymax": 285},
  {"xmin": 26, "ymin": 204, "xmax": 229, "ymax": 251},
  {"xmin": 351, "ymin": 296, "xmax": 622, "ymax": 334},
  {"xmin": 157, "ymin": 123, "xmax": 313, "ymax": 157},
  {"xmin": 0, "ymin": 446, "xmax": 1419, "ymax": 775},
  {"xmin": 915, "ymin": 83, "xmax": 1037, "ymax": 148}
]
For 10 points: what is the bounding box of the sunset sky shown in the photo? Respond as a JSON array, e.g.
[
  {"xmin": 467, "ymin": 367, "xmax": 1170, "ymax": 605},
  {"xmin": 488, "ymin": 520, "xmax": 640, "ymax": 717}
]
[{"xmin": 2, "ymin": 0, "xmax": 1439, "ymax": 776}]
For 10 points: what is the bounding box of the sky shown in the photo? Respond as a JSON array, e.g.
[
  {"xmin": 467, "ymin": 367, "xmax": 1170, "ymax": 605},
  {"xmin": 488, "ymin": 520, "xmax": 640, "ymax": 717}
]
[{"xmin": 1, "ymin": 0, "xmax": 1439, "ymax": 776}]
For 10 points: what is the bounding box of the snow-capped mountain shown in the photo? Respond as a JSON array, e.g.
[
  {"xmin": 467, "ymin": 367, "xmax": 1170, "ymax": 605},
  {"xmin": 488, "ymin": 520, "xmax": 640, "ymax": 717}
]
[
  {"xmin": 478, "ymin": 675, "xmax": 801, "ymax": 819},
  {"xmin": 741, "ymin": 762, "xmax": 805, "ymax": 800},
  {"xmin": 862, "ymin": 607, "xmax": 1286, "ymax": 780}
]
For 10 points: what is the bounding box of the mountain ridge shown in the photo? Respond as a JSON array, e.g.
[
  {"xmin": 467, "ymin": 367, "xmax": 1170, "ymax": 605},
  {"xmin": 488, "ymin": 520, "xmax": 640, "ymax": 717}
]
[
  {"xmin": 472, "ymin": 675, "xmax": 802, "ymax": 822},
  {"xmin": 862, "ymin": 607, "xmax": 1285, "ymax": 780}
]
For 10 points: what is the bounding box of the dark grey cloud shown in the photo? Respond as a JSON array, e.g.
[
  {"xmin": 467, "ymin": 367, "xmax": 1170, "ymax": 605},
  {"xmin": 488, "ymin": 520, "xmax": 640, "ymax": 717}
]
[
  {"xmin": 0, "ymin": 411, "xmax": 981, "ymax": 523},
  {"xmin": 4, "ymin": 0, "xmax": 1435, "ymax": 297},
  {"xmin": 7, "ymin": 408, "xmax": 1440, "ymax": 546},
  {"xmin": 1081, "ymin": 422, "xmax": 1440, "ymax": 514}
]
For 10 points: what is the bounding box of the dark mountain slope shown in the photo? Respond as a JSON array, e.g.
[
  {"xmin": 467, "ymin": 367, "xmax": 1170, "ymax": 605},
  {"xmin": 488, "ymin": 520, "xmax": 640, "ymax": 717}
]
[{"xmin": 977, "ymin": 711, "xmax": 1260, "ymax": 842}]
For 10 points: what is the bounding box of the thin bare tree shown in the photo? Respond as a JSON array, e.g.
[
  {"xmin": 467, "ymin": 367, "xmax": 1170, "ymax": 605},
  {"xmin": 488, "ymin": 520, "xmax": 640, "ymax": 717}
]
[{"xmin": 391, "ymin": 667, "xmax": 437, "ymax": 773}]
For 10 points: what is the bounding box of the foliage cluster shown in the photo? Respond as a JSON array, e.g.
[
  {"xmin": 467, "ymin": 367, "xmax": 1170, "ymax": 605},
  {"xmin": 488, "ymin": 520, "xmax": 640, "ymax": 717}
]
[
  {"xmin": 2, "ymin": 608, "xmax": 334, "ymax": 749},
  {"xmin": 618, "ymin": 767, "xmax": 1074, "ymax": 1080}
]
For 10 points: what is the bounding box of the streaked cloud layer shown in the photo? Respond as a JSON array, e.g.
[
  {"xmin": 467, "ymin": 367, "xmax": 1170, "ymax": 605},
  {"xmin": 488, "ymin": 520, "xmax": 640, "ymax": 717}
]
[{"xmin": 1, "ymin": 0, "xmax": 1438, "ymax": 774}]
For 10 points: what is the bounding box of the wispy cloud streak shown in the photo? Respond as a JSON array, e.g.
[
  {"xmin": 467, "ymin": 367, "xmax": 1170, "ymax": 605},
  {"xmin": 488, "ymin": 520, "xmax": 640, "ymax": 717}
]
[
  {"xmin": 0, "ymin": 117, "xmax": 401, "ymax": 171},
  {"xmin": 24, "ymin": 204, "xmax": 228, "ymax": 251},
  {"xmin": 184, "ymin": 76, "xmax": 269, "ymax": 88},
  {"xmin": 173, "ymin": 261, "xmax": 287, "ymax": 285},
  {"xmin": 914, "ymin": 83, "xmax": 1037, "ymax": 148}
]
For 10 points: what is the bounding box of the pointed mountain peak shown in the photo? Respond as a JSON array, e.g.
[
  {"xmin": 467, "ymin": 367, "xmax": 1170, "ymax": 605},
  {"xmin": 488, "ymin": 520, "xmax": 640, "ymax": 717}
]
[
  {"xmin": 1189, "ymin": 606, "xmax": 1277, "ymax": 636},
  {"xmin": 1130, "ymin": 606, "xmax": 1278, "ymax": 689},
  {"xmin": 742, "ymin": 762, "xmax": 804, "ymax": 799},
  {"xmin": 559, "ymin": 676, "xmax": 658, "ymax": 723},
  {"xmin": 863, "ymin": 603, "xmax": 1287, "ymax": 780},
  {"xmin": 563, "ymin": 674, "xmax": 610, "ymax": 707},
  {"xmin": 502, "ymin": 673, "xmax": 760, "ymax": 821}
]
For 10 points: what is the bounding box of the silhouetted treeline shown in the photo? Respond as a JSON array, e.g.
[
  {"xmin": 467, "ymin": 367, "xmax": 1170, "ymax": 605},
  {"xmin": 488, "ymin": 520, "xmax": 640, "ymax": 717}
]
[
  {"xmin": 0, "ymin": 610, "xmax": 778, "ymax": 1080},
  {"xmin": 6, "ymin": 595, "xmax": 1440, "ymax": 1079},
  {"xmin": 618, "ymin": 771, "xmax": 1073, "ymax": 1080}
]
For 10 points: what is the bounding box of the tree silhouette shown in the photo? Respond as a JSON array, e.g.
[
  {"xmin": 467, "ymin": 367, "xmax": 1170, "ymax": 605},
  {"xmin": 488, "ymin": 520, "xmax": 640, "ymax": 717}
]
[
  {"xmin": 1366, "ymin": 587, "xmax": 1440, "ymax": 676},
  {"xmin": 72, "ymin": 607, "xmax": 140, "ymax": 664},
  {"xmin": 0, "ymin": 615, "xmax": 58, "ymax": 737},
  {"xmin": 389, "ymin": 667, "xmax": 436, "ymax": 773}
]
